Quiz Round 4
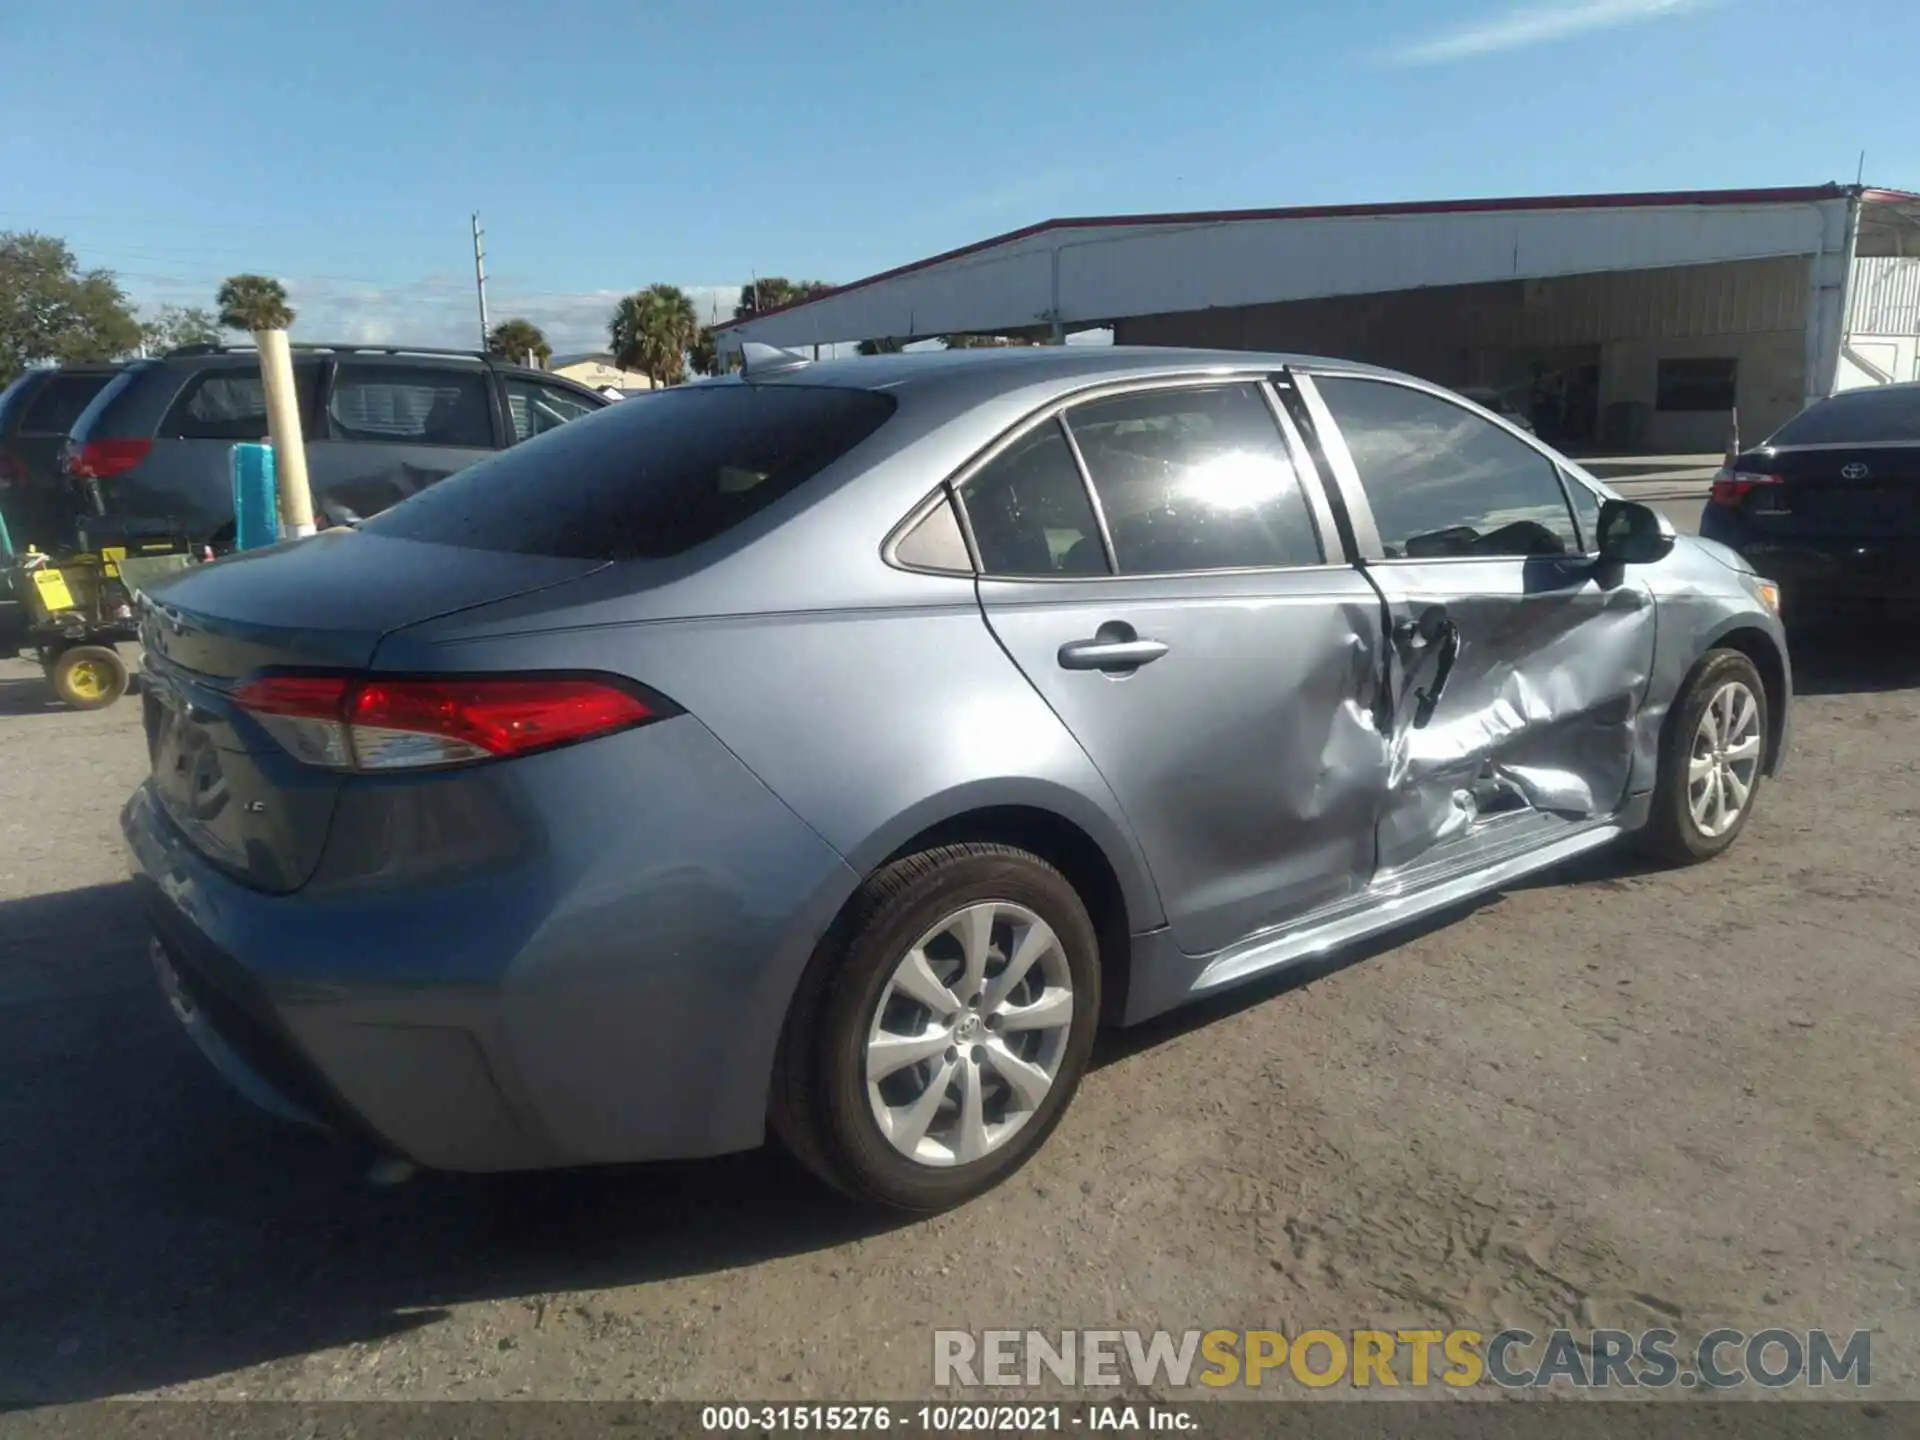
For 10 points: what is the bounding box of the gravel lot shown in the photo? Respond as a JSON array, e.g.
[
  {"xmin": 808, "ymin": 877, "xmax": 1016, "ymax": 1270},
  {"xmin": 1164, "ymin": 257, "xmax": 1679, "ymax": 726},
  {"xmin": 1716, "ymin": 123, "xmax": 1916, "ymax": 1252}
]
[{"xmin": 3, "ymin": 490, "xmax": 1916, "ymax": 1404}]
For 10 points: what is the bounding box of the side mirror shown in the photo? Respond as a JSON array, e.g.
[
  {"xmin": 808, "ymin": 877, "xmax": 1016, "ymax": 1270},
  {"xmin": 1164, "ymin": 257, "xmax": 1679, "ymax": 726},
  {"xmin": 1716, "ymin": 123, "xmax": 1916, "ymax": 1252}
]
[{"xmin": 1596, "ymin": 499, "xmax": 1675, "ymax": 565}]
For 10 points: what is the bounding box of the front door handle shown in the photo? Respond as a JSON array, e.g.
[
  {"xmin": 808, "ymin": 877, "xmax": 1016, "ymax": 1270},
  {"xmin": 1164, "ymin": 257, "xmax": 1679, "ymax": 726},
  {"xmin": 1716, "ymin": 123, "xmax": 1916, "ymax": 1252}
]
[{"xmin": 1058, "ymin": 622, "xmax": 1169, "ymax": 674}]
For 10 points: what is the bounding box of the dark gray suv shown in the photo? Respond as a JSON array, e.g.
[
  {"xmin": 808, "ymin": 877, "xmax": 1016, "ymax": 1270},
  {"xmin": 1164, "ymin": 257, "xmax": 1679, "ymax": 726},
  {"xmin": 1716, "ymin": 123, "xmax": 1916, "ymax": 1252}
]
[
  {"xmin": 0, "ymin": 361, "xmax": 126, "ymax": 548},
  {"xmin": 65, "ymin": 345, "xmax": 609, "ymax": 542}
]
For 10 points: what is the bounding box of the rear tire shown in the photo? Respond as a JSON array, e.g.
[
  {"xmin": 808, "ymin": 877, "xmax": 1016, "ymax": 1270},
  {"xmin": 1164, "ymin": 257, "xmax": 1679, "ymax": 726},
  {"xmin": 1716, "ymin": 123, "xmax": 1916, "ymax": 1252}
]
[
  {"xmin": 1640, "ymin": 648, "xmax": 1767, "ymax": 865},
  {"xmin": 770, "ymin": 844, "xmax": 1100, "ymax": 1212},
  {"xmin": 49, "ymin": 644, "xmax": 129, "ymax": 711}
]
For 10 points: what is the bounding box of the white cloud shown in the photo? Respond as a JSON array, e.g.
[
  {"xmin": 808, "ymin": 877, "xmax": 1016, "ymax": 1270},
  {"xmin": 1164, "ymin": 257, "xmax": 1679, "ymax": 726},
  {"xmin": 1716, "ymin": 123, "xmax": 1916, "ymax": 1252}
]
[{"xmin": 1386, "ymin": 0, "xmax": 1716, "ymax": 66}]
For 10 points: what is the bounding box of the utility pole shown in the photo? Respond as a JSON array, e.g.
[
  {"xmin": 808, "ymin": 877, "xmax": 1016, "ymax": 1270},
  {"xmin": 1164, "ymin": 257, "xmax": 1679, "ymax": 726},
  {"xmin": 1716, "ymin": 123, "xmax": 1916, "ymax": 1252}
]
[{"xmin": 472, "ymin": 212, "xmax": 490, "ymax": 351}]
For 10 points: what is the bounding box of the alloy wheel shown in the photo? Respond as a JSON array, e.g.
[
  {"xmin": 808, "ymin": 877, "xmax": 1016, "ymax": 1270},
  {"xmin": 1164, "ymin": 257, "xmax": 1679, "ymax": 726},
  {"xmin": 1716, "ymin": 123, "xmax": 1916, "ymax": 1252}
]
[
  {"xmin": 1688, "ymin": 679, "xmax": 1762, "ymax": 838},
  {"xmin": 864, "ymin": 900, "xmax": 1075, "ymax": 1167}
]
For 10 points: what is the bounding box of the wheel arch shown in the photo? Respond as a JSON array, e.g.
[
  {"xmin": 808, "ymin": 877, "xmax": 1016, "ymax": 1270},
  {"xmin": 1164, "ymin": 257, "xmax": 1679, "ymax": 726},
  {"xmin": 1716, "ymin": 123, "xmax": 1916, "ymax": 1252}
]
[
  {"xmin": 1704, "ymin": 623, "xmax": 1789, "ymax": 775},
  {"xmin": 871, "ymin": 802, "xmax": 1141, "ymax": 1027}
]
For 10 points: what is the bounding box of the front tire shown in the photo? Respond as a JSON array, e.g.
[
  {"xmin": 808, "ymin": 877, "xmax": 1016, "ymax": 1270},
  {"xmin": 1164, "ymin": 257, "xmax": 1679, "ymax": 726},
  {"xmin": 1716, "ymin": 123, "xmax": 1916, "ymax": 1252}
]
[
  {"xmin": 771, "ymin": 844, "xmax": 1100, "ymax": 1212},
  {"xmin": 1641, "ymin": 648, "xmax": 1768, "ymax": 865}
]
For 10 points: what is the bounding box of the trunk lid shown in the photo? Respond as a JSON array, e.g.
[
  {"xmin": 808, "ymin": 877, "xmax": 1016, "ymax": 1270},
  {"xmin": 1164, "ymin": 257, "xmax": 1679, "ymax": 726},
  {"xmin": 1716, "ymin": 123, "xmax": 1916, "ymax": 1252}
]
[
  {"xmin": 1737, "ymin": 444, "xmax": 1920, "ymax": 539},
  {"xmin": 136, "ymin": 529, "xmax": 606, "ymax": 891}
]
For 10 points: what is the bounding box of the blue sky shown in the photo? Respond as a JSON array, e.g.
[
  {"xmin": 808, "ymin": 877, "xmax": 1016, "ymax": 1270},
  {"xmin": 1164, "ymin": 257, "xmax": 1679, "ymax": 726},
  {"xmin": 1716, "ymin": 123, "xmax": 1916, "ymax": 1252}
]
[{"xmin": 0, "ymin": 0, "xmax": 1912, "ymax": 353}]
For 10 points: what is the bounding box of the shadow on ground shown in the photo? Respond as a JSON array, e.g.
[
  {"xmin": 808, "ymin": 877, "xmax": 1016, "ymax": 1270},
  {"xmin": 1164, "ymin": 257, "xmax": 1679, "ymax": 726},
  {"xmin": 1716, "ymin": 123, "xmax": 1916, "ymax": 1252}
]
[
  {"xmin": 0, "ymin": 677, "xmax": 62, "ymax": 717},
  {"xmin": 0, "ymin": 882, "xmax": 906, "ymax": 1404},
  {"xmin": 1786, "ymin": 621, "xmax": 1920, "ymax": 697}
]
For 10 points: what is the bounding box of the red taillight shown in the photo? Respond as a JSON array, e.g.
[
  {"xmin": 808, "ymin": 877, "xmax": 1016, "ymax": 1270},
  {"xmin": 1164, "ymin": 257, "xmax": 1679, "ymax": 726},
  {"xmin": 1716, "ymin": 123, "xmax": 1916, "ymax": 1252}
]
[
  {"xmin": 1709, "ymin": 468, "xmax": 1783, "ymax": 507},
  {"xmin": 233, "ymin": 673, "xmax": 657, "ymax": 771},
  {"xmin": 63, "ymin": 438, "xmax": 152, "ymax": 479}
]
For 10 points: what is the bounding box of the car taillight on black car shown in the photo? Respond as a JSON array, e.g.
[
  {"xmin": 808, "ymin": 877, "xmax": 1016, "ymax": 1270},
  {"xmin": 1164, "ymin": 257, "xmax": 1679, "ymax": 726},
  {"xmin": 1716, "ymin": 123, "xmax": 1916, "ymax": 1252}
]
[
  {"xmin": 1709, "ymin": 468, "xmax": 1784, "ymax": 507},
  {"xmin": 62, "ymin": 437, "xmax": 152, "ymax": 479},
  {"xmin": 234, "ymin": 673, "xmax": 666, "ymax": 771}
]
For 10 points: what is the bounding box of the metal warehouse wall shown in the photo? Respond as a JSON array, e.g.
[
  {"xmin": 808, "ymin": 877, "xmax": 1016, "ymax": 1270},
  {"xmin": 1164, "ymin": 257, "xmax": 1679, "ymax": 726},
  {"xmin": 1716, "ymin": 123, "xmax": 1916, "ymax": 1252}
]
[
  {"xmin": 1114, "ymin": 257, "xmax": 1807, "ymax": 354},
  {"xmin": 1849, "ymin": 256, "xmax": 1920, "ymax": 335},
  {"xmin": 1116, "ymin": 258, "xmax": 1810, "ymax": 449},
  {"xmin": 720, "ymin": 197, "xmax": 1848, "ymax": 352}
]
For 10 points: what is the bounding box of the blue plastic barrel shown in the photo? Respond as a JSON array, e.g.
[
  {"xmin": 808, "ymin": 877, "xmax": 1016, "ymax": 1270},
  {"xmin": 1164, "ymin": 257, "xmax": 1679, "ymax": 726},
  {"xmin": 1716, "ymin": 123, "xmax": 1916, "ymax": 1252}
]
[{"xmin": 231, "ymin": 443, "xmax": 280, "ymax": 551}]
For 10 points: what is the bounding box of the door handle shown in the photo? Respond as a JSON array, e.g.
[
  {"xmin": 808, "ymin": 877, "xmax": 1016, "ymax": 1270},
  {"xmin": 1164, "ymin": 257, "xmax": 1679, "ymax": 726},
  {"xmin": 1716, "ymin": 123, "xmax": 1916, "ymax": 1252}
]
[
  {"xmin": 1393, "ymin": 604, "xmax": 1451, "ymax": 651},
  {"xmin": 1058, "ymin": 622, "xmax": 1169, "ymax": 673},
  {"xmin": 1412, "ymin": 621, "xmax": 1461, "ymax": 729}
]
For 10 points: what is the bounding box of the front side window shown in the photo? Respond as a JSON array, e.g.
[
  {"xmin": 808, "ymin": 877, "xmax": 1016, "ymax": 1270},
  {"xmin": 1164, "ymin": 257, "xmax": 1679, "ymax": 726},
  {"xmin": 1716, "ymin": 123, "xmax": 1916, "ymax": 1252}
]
[
  {"xmin": 329, "ymin": 363, "xmax": 493, "ymax": 447},
  {"xmin": 505, "ymin": 378, "xmax": 601, "ymax": 444},
  {"xmin": 1064, "ymin": 383, "xmax": 1322, "ymax": 574},
  {"xmin": 1565, "ymin": 474, "xmax": 1603, "ymax": 551},
  {"xmin": 1314, "ymin": 376, "xmax": 1579, "ymax": 560},
  {"xmin": 959, "ymin": 421, "xmax": 1108, "ymax": 578}
]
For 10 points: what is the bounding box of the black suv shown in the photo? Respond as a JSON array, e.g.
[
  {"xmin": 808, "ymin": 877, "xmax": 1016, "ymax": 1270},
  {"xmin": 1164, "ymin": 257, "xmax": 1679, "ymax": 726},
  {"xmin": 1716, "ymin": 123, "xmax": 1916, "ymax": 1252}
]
[
  {"xmin": 0, "ymin": 361, "xmax": 127, "ymax": 549},
  {"xmin": 64, "ymin": 345, "xmax": 610, "ymax": 542}
]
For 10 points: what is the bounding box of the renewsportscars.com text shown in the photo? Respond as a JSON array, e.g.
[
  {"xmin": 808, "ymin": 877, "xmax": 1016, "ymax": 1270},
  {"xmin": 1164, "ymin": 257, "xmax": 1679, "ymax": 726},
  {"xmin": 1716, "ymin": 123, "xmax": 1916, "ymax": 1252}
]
[{"xmin": 933, "ymin": 1327, "xmax": 1872, "ymax": 1390}]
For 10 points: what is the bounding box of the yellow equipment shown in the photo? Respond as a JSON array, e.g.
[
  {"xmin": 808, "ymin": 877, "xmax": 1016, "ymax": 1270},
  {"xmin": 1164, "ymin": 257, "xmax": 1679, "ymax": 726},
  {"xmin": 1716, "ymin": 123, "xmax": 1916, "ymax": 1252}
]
[{"xmin": 5, "ymin": 539, "xmax": 195, "ymax": 710}]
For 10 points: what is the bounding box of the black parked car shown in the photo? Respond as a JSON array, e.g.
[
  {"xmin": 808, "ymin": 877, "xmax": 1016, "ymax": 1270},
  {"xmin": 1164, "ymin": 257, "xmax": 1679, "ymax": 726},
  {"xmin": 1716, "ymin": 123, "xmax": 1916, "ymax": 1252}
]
[
  {"xmin": 1701, "ymin": 382, "xmax": 1920, "ymax": 622},
  {"xmin": 63, "ymin": 345, "xmax": 609, "ymax": 543},
  {"xmin": 0, "ymin": 362, "xmax": 126, "ymax": 549}
]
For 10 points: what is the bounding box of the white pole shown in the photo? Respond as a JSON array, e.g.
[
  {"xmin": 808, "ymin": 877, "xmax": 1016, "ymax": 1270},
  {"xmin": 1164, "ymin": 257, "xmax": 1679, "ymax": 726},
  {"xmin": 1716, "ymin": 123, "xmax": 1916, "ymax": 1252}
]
[{"xmin": 255, "ymin": 329, "xmax": 315, "ymax": 538}]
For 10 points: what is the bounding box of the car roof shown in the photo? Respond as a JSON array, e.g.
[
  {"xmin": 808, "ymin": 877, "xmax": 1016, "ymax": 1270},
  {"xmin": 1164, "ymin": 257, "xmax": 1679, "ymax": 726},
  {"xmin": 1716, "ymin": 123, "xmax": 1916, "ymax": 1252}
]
[{"xmin": 755, "ymin": 344, "xmax": 1394, "ymax": 387}]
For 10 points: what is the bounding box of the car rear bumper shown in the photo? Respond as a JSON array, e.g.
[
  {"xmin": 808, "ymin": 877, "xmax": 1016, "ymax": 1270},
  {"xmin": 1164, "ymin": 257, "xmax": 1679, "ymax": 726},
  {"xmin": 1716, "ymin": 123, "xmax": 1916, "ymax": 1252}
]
[{"xmin": 122, "ymin": 715, "xmax": 861, "ymax": 1172}]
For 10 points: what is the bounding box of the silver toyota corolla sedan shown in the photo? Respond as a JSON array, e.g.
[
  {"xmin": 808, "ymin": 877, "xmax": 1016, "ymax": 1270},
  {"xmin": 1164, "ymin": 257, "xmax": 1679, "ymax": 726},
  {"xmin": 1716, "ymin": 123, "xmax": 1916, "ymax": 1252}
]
[{"xmin": 124, "ymin": 346, "xmax": 1791, "ymax": 1211}]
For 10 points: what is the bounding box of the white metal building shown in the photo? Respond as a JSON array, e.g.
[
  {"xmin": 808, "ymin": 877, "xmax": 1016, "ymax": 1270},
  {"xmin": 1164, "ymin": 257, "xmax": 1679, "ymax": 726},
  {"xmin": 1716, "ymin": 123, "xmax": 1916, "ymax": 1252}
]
[{"xmin": 714, "ymin": 184, "xmax": 1920, "ymax": 453}]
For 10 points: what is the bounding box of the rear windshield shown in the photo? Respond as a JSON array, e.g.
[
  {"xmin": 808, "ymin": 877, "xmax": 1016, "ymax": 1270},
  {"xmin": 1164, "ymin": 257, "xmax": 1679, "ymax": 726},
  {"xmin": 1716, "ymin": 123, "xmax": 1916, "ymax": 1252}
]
[
  {"xmin": 0, "ymin": 372, "xmax": 37, "ymax": 428},
  {"xmin": 1767, "ymin": 387, "xmax": 1920, "ymax": 446},
  {"xmin": 19, "ymin": 371, "xmax": 114, "ymax": 434},
  {"xmin": 363, "ymin": 383, "xmax": 897, "ymax": 559}
]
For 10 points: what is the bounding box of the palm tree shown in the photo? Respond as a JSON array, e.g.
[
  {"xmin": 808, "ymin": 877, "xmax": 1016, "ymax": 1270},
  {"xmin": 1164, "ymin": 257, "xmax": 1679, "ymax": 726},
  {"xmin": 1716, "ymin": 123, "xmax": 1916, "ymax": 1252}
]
[
  {"xmin": 688, "ymin": 326, "xmax": 719, "ymax": 377},
  {"xmin": 215, "ymin": 274, "xmax": 295, "ymax": 333},
  {"xmin": 732, "ymin": 276, "xmax": 834, "ymax": 322},
  {"xmin": 487, "ymin": 318, "xmax": 551, "ymax": 366},
  {"xmin": 609, "ymin": 284, "xmax": 698, "ymax": 388}
]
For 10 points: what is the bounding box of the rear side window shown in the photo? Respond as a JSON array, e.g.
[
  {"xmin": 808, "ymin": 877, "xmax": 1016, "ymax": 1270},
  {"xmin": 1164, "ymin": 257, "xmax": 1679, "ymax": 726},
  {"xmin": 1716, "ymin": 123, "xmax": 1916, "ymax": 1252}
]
[
  {"xmin": 163, "ymin": 365, "xmax": 320, "ymax": 441},
  {"xmin": 1065, "ymin": 383, "xmax": 1323, "ymax": 573},
  {"xmin": 19, "ymin": 373, "xmax": 113, "ymax": 435},
  {"xmin": 1768, "ymin": 387, "xmax": 1920, "ymax": 446},
  {"xmin": 505, "ymin": 377, "xmax": 601, "ymax": 443},
  {"xmin": 330, "ymin": 363, "xmax": 493, "ymax": 447},
  {"xmin": 362, "ymin": 384, "xmax": 897, "ymax": 560},
  {"xmin": 960, "ymin": 421, "xmax": 1108, "ymax": 577}
]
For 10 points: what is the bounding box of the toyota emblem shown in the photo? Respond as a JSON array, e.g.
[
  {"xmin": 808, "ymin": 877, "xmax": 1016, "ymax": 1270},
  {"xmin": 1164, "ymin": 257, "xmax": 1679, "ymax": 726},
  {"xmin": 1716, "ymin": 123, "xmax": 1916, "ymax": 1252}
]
[{"xmin": 1841, "ymin": 462, "xmax": 1870, "ymax": 480}]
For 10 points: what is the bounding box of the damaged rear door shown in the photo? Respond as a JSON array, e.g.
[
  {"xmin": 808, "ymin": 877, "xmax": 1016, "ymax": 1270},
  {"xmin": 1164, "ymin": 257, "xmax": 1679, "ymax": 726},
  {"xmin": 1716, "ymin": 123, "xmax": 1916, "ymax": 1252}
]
[
  {"xmin": 1297, "ymin": 371, "xmax": 1656, "ymax": 881},
  {"xmin": 965, "ymin": 378, "xmax": 1389, "ymax": 959}
]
